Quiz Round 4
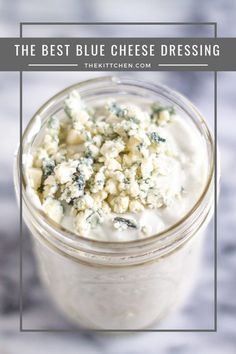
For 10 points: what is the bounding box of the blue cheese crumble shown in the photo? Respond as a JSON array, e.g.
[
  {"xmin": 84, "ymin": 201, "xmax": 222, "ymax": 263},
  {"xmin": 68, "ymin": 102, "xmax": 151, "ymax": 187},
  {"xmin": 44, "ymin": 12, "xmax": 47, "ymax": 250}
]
[{"xmin": 27, "ymin": 91, "xmax": 187, "ymax": 238}]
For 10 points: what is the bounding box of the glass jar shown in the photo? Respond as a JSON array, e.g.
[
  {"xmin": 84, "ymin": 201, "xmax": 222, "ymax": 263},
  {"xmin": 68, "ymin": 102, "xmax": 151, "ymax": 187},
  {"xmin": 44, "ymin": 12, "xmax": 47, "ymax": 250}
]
[{"xmin": 14, "ymin": 76, "xmax": 215, "ymax": 330}]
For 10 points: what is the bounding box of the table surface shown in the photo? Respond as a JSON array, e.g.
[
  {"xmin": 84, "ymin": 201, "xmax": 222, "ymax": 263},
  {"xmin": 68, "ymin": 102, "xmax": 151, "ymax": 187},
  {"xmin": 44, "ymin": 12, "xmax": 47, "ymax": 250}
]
[{"xmin": 0, "ymin": 1, "xmax": 236, "ymax": 353}]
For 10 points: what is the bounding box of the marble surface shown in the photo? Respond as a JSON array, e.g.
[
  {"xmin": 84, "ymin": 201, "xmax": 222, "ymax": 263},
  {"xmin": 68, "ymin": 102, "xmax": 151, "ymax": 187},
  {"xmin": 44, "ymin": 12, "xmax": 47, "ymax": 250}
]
[{"xmin": 0, "ymin": 0, "xmax": 236, "ymax": 352}]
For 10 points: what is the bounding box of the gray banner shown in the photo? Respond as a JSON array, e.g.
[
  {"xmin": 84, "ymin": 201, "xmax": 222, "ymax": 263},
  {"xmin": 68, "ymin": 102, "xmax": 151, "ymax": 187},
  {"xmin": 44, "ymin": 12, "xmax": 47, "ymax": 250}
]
[{"xmin": 0, "ymin": 37, "xmax": 235, "ymax": 71}]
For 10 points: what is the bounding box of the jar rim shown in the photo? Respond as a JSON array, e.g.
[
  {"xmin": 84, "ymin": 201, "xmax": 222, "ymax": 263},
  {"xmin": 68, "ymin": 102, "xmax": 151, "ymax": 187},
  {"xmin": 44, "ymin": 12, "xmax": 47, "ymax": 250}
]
[{"xmin": 17, "ymin": 75, "xmax": 214, "ymax": 258}]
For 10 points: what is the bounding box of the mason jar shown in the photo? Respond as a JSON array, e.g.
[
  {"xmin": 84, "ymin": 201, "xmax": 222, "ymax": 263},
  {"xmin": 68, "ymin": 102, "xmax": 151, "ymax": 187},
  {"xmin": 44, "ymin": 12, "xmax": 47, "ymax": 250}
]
[{"xmin": 14, "ymin": 76, "xmax": 215, "ymax": 330}]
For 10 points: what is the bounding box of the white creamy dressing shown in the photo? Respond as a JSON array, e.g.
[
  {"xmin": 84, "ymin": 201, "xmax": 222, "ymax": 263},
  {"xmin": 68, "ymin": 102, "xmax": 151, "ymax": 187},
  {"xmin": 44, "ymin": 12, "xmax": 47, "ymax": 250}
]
[
  {"xmin": 25, "ymin": 94, "xmax": 208, "ymax": 242},
  {"xmin": 21, "ymin": 87, "xmax": 213, "ymax": 330}
]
